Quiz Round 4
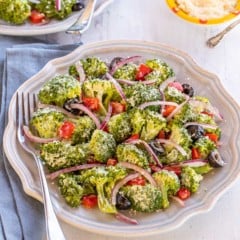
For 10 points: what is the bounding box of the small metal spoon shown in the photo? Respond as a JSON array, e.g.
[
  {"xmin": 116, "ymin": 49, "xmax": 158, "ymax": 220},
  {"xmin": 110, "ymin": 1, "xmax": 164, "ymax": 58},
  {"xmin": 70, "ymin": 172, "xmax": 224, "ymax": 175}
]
[
  {"xmin": 66, "ymin": 0, "xmax": 96, "ymax": 35},
  {"xmin": 206, "ymin": 18, "xmax": 240, "ymax": 48}
]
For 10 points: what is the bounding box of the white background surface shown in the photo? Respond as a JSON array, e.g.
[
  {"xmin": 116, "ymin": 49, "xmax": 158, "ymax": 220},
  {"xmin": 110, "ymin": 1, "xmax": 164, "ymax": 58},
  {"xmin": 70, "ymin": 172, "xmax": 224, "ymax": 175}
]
[{"xmin": 38, "ymin": 0, "xmax": 240, "ymax": 239}]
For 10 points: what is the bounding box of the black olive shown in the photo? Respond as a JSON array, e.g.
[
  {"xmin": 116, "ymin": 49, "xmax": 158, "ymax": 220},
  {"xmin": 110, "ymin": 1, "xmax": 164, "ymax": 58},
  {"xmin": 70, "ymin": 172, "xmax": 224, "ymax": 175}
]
[
  {"xmin": 149, "ymin": 140, "xmax": 165, "ymax": 156},
  {"xmin": 109, "ymin": 57, "xmax": 124, "ymax": 71},
  {"xmin": 186, "ymin": 125, "xmax": 204, "ymax": 142},
  {"xmin": 72, "ymin": 1, "xmax": 85, "ymax": 11},
  {"xmin": 63, "ymin": 98, "xmax": 81, "ymax": 115},
  {"xmin": 182, "ymin": 83, "xmax": 194, "ymax": 97},
  {"xmin": 116, "ymin": 193, "xmax": 131, "ymax": 210},
  {"xmin": 208, "ymin": 149, "xmax": 225, "ymax": 168}
]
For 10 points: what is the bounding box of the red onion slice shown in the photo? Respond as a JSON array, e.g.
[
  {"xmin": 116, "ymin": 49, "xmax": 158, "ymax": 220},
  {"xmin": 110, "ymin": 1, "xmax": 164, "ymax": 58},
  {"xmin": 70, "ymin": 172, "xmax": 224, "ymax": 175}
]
[
  {"xmin": 38, "ymin": 103, "xmax": 78, "ymax": 119},
  {"xmin": 159, "ymin": 76, "xmax": 176, "ymax": 92},
  {"xmin": 115, "ymin": 212, "xmax": 138, "ymax": 225},
  {"xmin": 23, "ymin": 125, "xmax": 60, "ymax": 143},
  {"xmin": 155, "ymin": 139, "xmax": 187, "ymax": 157},
  {"xmin": 106, "ymin": 73, "xmax": 127, "ymax": 102},
  {"xmin": 138, "ymin": 100, "xmax": 178, "ymax": 110},
  {"xmin": 75, "ymin": 61, "xmax": 86, "ymax": 83},
  {"xmin": 166, "ymin": 95, "xmax": 189, "ymax": 121},
  {"xmin": 117, "ymin": 162, "xmax": 157, "ymax": 187},
  {"xmin": 70, "ymin": 103, "xmax": 101, "ymax": 129},
  {"xmin": 125, "ymin": 139, "xmax": 163, "ymax": 167},
  {"xmin": 184, "ymin": 122, "xmax": 218, "ymax": 130},
  {"xmin": 111, "ymin": 173, "xmax": 140, "ymax": 205},
  {"xmin": 100, "ymin": 103, "xmax": 112, "ymax": 130},
  {"xmin": 47, "ymin": 163, "xmax": 105, "ymax": 180},
  {"xmin": 55, "ymin": 0, "xmax": 61, "ymax": 11},
  {"xmin": 189, "ymin": 99, "xmax": 223, "ymax": 121},
  {"xmin": 180, "ymin": 161, "xmax": 207, "ymax": 167},
  {"xmin": 109, "ymin": 56, "xmax": 142, "ymax": 75},
  {"xmin": 170, "ymin": 196, "xmax": 185, "ymax": 207}
]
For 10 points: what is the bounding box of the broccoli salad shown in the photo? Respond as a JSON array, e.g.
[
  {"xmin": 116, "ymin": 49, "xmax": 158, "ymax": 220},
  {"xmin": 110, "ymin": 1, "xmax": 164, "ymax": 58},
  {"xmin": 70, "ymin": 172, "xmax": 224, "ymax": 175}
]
[
  {"xmin": 25, "ymin": 55, "xmax": 225, "ymax": 224},
  {"xmin": 0, "ymin": 0, "xmax": 84, "ymax": 25}
]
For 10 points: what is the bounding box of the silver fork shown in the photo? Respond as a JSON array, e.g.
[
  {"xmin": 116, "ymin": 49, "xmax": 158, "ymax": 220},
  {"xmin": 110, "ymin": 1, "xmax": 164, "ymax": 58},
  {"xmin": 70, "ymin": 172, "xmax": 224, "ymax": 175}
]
[
  {"xmin": 65, "ymin": 0, "xmax": 97, "ymax": 34},
  {"xmin": 16, "ymin": 92, "xmax": 65, "ymax": 240}
]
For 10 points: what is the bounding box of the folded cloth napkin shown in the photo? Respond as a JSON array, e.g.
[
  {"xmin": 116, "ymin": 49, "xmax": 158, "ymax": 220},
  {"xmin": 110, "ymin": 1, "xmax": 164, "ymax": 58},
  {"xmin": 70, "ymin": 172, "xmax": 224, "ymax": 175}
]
[{"xmin": 0, "ymin": 35, "xmax": 79, "ymax": 240}]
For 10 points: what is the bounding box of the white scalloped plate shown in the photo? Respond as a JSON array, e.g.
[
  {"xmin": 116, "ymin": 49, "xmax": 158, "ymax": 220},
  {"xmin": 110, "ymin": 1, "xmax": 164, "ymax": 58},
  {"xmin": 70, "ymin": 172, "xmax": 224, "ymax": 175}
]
[
  {"xmin": 0, "ymin": 0, "xmax": 113, "ymax": 36},
  {"xmin": 3, "ymin": 40, "xmax": 240, "ymax": 237}
]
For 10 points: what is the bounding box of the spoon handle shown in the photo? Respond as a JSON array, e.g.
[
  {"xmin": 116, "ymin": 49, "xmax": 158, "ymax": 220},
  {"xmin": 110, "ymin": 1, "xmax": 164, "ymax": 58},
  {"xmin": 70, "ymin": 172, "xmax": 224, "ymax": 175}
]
[{"xmin": 206, "ymin": 18, "xmax": 240, "ymax": 48}]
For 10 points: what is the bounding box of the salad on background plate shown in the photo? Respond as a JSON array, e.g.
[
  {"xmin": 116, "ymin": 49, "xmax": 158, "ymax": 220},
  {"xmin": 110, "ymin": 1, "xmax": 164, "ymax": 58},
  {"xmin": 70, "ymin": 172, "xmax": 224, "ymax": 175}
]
[
  {"xmin": 0, "ymin": 0, "xmax": 113, "ymax": 35},
  {"xmin": 3, "ymin": 41, "xmax": 240, "ymax": 237}
]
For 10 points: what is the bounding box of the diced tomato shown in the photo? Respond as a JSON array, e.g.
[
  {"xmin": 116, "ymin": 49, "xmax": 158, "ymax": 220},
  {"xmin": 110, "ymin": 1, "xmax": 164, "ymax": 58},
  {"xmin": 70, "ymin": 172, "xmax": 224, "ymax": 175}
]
[
  {"xmin": 126, "ymin": 133, "xmax": 140, "ymax": 142},
  {"xmin": 58, "ymin": 121, "xmax": 75, "ymax": 139},
  {"xmin": 107, "ymin": 158, "xmax": 118, "ymax": 166},
  {"xmin": 163, "ymin": 165, "xmax": 182, "ymax": 176},
  {"xmin": 168, "ymin": 81, "xmax": 183, "ymax": 92},
  {"xmin": 111, "ymin": 101, "xmax": 126, "ymax": 114},
  {"xmin": 157, "ymin": 130, "xmax": 166, "ymax": 139},
  {"xmin": 135, "ymin": 64, "xmax": 152, "ymax": 80},
  {"xmin": 29, "ymin": 10, "xmax": 46, "ymax": 24},
  {"xmin": 127, "ymin": 176, "xmax": 146, "ymax": 186},
  {"xmin": 177, "ymin": 187, "xmax": 191, "ymax": 200},
  {"xmin": 205, "ymin": 133, "xmax": 218, "ymax": 143},
  {"xmin": 82, "ymin": 96, "xmax": 100, "ymax": 111},
  {"xmin": 82, "ymin": 194, "xmax": 98, "ymax": 208},
  {"xmin": 201, "ymin": 111, "xmax": 214, "ymax": 118},
  {"xmin": 191, "ymin": 147, "xmax": 201, "ymax": 159},
  {"xmin": 162, "ymin": 105, "xmax": 176, "ymax": 117}
]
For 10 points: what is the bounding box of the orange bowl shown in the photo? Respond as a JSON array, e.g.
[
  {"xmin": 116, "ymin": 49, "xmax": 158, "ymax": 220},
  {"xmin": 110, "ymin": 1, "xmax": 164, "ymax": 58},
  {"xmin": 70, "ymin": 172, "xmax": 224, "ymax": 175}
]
[{"xmin": 166, "ymin": 0, "xmax": 240, "ymax": 25}]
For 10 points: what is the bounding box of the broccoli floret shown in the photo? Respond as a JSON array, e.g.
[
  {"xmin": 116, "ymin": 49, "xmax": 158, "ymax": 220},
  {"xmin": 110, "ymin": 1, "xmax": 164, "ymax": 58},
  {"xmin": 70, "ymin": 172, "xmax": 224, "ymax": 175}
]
[
  {"xmin": 171, "ymin": 103, "xmax": 196, "ymax": 126},
  {"xmin": 145, "ymin": 59, "xmax": 174, "ymax": 82},
  {"xmin": 107, "ymin": 112, "xmax": 132, "ymax": 143},
  {"xmin": 153, "ymin": 170, "xmax": 180, "ymax": 208},
  {"xmin": 116, "ymin": 143, "xmax": 150, "ymax": 169},
  {"xmin": 38, "ymin": 75, "xmax": 81, "ymax": 107},
  {"xmin": 58, "ymin": 173, "xmax": 84, "ymax": 207},
  {"xmin": 40, "ymin": 141, "xmax": 89, "ymax": 171},
  {"xmin": 164, "ymin": 86, "xmax": 186, "ymax": 104},
  {"xmin": 193, "ymin": 136, "xmax": 216, "ymax": 159},
  {"xmin": 130, "ymin": 108, "xmax": 166, "ymax": 141},
  {"xmin": 0, "ymin": 0, "xmax": 31, "ymax": 25},
  {"xmin": 161, "ymin": 124, "xmax": 192, "ymax": 164},
  {"xmin": 169, "ymin": 124, "xmax": 192, "ymax": 149},
  {"xmin": 181, "ymin": 166, "xmax": 203, "ymax": 193},
  {"xmin": 29, "ymin": 108, "xmax": 65, "ymax": 138},
  {"xmin": 71, "ymin": 116, "xmax": 96, "ymax": 144},
  {"xmin": 69, "ymin": 57, "xmax": 108, "ymax": 79},
  {"xmin": 113, "ymin": 64, "xmax": 137, "ymax": 80},
  {"xmin": 124, "ymin": 83, "xmax": 162, "ymax": 111},
  {"xmin": 121, "ymin": 184, "xmax": 163, "ymax": 213},
  {"xmin": 89, "ymin": 130, "xmax": 116, "ymax": 163},
  {"xmin": 34, "ymin": 0, "xmax": 76, "ymax": 20},
  {"xmin": 79, "ymin": 166, "xmax": 127, "ymax": 214},
  {"xmin": 82, "ymin": 79, "xmax": 118, "ymax": 115}
]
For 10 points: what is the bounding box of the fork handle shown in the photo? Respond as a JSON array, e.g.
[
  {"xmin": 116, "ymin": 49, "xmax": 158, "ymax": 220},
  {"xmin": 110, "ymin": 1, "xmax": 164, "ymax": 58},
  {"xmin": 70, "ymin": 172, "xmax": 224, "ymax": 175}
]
[
  {"xmin": 35, "ymin": 156, "xmax": 66, "ymax": 240},
  {"xmin": 66, "ymin": 0, "xmax": 97, "ymax": 34}
]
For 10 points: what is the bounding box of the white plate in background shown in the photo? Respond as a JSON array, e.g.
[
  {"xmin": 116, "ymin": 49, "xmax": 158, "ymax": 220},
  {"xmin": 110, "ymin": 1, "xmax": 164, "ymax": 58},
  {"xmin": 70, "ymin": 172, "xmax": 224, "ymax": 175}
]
[{"xmin": 0, "ymin": 0, "xmax": 113, "ymax": 36}]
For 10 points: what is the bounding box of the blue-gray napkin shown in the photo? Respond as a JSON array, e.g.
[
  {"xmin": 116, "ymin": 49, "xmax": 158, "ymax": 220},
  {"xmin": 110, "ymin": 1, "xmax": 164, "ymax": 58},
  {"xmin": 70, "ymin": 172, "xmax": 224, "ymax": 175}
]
[{"xmin": 0, "ymin": 35, "xmax": 79, "ymax": 240}]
